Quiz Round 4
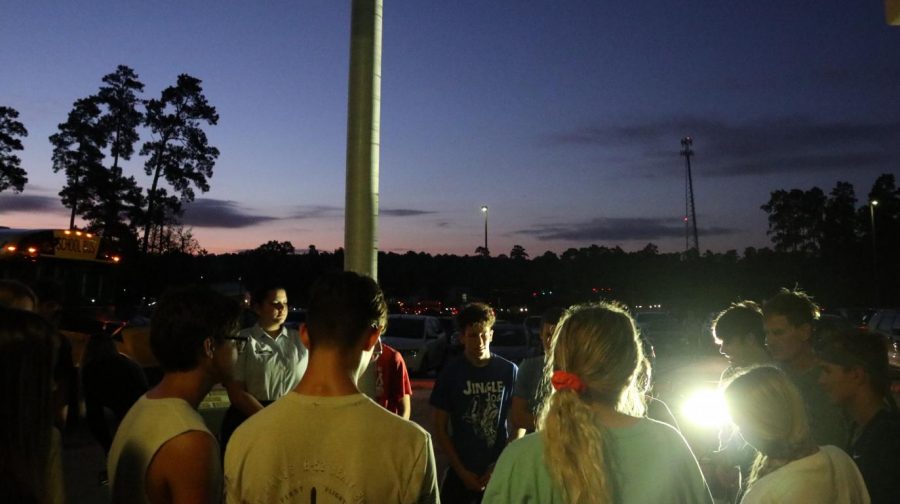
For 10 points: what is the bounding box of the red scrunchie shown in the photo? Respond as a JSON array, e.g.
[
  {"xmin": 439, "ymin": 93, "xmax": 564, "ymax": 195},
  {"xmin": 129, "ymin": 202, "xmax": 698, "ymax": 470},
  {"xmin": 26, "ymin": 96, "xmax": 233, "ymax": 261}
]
[{"xmin": 551, "ymin": 370, "xmax": 586, "ymax": 393}]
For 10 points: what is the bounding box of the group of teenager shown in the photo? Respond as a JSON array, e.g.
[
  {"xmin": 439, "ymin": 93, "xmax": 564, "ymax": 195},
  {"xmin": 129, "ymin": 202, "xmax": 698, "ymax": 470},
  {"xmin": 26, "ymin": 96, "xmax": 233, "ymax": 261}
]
[
  {"xmin": 2, "ymin": 273, "xmax": 898, "ymax": 504},
  {"xmin": 708, "ymin": 290, "xmax": 899, "ymax": 503}
]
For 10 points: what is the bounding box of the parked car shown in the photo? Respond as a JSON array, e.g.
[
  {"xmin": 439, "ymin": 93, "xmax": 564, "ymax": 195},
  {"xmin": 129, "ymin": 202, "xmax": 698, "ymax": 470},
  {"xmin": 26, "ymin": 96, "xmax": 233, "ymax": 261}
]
[
  {"xmin": 634, "ymin": 312, "xmax": 689, "ymax": 354},
  {"xmin": 865, "ymin": 309, "xmax": 900, "ymax": 370},
  {"xmin": 382, "ymin": 314, "xmax": 449, "ymax": 375},
  {"xmin": 490, "ymin": 323, "xmax": 539, "ymax": 364}
]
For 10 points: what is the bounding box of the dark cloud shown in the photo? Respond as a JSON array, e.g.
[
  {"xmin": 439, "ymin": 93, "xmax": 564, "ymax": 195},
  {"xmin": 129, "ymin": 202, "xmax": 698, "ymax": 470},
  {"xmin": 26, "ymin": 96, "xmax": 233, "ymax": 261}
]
[
  {"xmin": 290, "ymin": 205, "xmax": 343, "ymax": 219},
  {"xmin": 0, "ymin": 194, "xmax": 63, "ymax": 212},
  {"xmin": 182, "ymin": 199, "xmax": 279, "ymax": 228},
  {"xmin": 517, "ymin": 217, "xmax": 737, "ymax": 242},
  {"xmin": 546, "ymin": 116, "xmax": 900, "ymax": 178},
  {"xmin": 381, "ymin": 208, "xmax": 436, "ymax": 217}
]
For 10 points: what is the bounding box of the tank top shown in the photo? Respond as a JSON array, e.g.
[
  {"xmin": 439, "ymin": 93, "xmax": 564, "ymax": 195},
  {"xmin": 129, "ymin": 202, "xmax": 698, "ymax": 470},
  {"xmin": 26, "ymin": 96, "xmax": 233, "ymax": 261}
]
[{"xmin": 107, "ymin": 395, "xmax": 221, "ymax": 503}]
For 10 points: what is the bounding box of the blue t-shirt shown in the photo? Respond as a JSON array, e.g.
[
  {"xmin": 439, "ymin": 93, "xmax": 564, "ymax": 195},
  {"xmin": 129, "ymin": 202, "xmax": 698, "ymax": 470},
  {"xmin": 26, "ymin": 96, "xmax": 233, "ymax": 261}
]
[{"xmin": 430, "ymin": 354, "xmax": 517, "ymax": 473}]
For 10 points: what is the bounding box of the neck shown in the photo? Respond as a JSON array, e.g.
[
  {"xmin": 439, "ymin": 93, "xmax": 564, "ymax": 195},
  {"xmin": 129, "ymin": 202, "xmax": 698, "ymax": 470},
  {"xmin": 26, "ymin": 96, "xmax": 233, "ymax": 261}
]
[
  {"xmin": 145, "ymin": 369, "xmax": 212, "ymax": 409},
  {"xmin": 785, "ymin": 348, "xmax": 817, "ymax": 372},
  {"xmin": 261, "ymin": 323, "xmax": 282, "ymax": 336},
  {"xmin": 294, "ymin": 348, "xmax": 362, "ymax": 396},
  {"xmin": 746, "ymin": 346, "xmax": 771, "ymax": 366},
  {"xmin": 465, "ymin": 352, "xmax": 491, "ymax": 367},
  {"xmin": 591, "ymin": 402, "xmax": 639, "ymax": 428},
  {"xmin": 847, "ymin": 390, "xmax": 884, "ymax": 427}
]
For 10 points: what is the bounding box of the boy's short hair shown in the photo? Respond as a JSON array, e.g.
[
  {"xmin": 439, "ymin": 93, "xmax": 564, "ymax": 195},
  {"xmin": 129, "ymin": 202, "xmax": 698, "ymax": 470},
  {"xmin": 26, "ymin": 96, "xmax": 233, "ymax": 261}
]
[
  {"xmin": 0, "ymin": 280, "xmax": 37, "ymax": 310},
  {"xmin": 305, "ymin": 271, "xmax": 387, "ymax": 350},
  {"xmin": 713, "ymin": 301, "xmax": 765, "ymax": 346},
  {"xmin": 457, "ymin": 302, "xmax": 496, "ymax": 331},
  {"xmin": 762, "ymin": 288, "xmax": 820, "ymax": 327},
  {"xmin": 818, "ymin": 328, "xmax": 891, "ymax": 398},
  {"xmin": 150, "ymin": 286, "xmax": 241, "ymax": 372}
]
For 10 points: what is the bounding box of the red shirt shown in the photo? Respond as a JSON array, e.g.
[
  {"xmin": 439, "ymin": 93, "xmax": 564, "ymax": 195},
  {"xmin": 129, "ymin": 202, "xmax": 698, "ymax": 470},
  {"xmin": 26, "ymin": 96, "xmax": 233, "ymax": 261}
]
[{"xmin": 375, "ymin": 344, "xmax": 412, "ymax": 415}]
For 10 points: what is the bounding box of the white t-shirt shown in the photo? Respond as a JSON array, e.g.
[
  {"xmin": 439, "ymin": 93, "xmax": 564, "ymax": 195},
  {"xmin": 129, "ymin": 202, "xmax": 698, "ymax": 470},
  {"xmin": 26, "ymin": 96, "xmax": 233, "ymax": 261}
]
[
  {"xmin": 225, "ymin": 392, "xmax": 438, "ymax": 504},
  {"xmin": 741, "ymin": 445, "xmax": 870, "ymax": 504},
  {"xmin": 108, "ymin": 395, "xmax": 221, "ymax": 504},
  {"xmin": 234, "ymin": 325, "xmax": 307, "ymax": 400}
]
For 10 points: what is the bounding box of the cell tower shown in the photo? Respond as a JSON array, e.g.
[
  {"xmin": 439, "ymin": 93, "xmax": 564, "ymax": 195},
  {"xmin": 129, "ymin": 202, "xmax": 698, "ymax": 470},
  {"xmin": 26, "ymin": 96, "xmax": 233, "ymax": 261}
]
[{"xmin": 680, "ymin": 136, "xmax": 700, "ymax": 253}]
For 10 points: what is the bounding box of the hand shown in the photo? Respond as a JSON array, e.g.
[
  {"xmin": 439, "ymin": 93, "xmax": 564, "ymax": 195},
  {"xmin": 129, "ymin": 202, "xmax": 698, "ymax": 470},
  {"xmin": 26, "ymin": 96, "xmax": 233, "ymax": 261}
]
[
  {"xmin": 457, "ymin": 468, "xmax": 485, "ymax": 492},
  {"xmin": 478, "ymin": 467, "xmax": 494, "ymax": 487}
]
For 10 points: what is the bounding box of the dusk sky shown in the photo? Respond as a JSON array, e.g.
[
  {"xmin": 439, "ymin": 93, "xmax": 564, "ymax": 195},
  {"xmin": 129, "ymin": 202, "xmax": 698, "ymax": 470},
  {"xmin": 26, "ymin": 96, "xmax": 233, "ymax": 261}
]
[{"xmin": 1, "ymin": 1, "xmax": 898, "ymax": 256}]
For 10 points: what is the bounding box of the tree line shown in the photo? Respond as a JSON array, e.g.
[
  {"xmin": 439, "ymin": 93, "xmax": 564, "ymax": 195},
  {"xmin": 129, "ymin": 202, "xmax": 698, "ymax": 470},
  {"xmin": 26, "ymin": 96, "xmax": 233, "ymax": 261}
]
[
  {"xmin": 129, "ymin": 170, "xmax": 899, "ymax": 314},
  {"xmin": 1, "ymin": 65, "xmax": 218, "ymax": 254}
]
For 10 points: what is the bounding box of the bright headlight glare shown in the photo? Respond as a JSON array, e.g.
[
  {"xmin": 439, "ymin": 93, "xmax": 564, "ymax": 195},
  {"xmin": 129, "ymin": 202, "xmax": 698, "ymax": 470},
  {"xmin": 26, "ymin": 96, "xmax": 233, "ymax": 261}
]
[{"xmin": 680, "ymin": 388, "xmax": 730, "ymax": 428}]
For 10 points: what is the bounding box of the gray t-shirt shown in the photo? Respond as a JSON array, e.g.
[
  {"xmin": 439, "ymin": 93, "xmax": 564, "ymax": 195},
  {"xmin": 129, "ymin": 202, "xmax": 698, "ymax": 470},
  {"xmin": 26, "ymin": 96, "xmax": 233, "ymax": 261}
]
[
  {"xmin": 225, "ymin": 392, "xmax": 439, "ymax": 504},
  {"xmin": 514, "ymin": 355, "xmax": 546, "ymax": 414}
]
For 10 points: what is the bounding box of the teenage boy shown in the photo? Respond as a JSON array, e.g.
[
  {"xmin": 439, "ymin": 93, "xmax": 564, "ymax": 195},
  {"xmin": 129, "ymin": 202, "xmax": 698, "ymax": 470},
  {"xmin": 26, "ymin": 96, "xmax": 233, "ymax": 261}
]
[
  {"xmin": 713, "ymin": 301, "xmax": 770, "ymax": 381},
  {"xmin": 819, "ymin": 329, "xmax": 900, "ymax": 504},
  {"xmin": 430, "ymin": 302, "xmax": 517, "ymax": 503},
  {"xmin": 108, "ymin": 286, "xmax": 242, "ymax": 504},
  {"xmin": 762, "ymin": 288, "xmax": 848, "ymax": 448},
  {"xmin": 225, "ymin": 271, "xmax": 438, "ymax": 503},
  {"xmin": 709, "ymin": 301, "xmax": 770, "ymax": 500}
]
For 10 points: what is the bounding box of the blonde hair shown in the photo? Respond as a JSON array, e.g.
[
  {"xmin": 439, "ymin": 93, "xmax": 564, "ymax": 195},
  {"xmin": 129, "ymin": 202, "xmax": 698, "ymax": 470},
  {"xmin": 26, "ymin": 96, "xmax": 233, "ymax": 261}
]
[
  {"xmin": 723, "ymin": 366, "xmax": 815, "ymax": 485},
  {"xmin": 537, "ymin": 302, "xmax": 646, "ymax": 503}
]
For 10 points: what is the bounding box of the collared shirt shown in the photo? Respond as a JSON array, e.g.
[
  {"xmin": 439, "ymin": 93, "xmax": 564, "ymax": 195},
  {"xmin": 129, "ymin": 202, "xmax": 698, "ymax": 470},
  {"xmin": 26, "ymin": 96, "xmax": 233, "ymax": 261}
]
[{"xmin": 233, "ymin": 325, "xmax": 308, "ymax": 401}]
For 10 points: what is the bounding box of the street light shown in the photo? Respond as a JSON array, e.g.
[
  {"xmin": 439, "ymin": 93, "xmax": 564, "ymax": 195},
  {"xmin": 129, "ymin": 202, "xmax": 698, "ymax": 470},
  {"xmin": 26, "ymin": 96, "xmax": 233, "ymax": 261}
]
[{"xmin": 480, "ymin": 205, "xmax": 489, "ymax": 256}]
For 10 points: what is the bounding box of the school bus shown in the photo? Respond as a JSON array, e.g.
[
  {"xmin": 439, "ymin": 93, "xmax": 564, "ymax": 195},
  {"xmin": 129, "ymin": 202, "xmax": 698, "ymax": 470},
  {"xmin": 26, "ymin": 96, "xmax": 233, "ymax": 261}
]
[{"xmin": 0, "ymin": 228, "xmax": 123, "ymax": 306}]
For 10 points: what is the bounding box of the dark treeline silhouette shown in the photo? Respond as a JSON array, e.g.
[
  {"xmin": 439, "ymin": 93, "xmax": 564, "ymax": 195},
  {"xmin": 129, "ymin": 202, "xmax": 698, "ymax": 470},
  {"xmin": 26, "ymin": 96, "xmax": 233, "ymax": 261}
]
[
  {"xmin": 120, "ymin": 173, "xmax": 899, "ymax": 313},
  {"xmin": 121, "ymin": 242, "xmax": 893, "ymax": 319}
]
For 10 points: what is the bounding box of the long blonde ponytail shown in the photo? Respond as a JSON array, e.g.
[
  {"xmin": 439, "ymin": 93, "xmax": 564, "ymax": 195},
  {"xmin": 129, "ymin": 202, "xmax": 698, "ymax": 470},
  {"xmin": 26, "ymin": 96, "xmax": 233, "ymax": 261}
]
[{"xmin": 538, "ymin": 303, "xmax": 645, "ymax": 503}]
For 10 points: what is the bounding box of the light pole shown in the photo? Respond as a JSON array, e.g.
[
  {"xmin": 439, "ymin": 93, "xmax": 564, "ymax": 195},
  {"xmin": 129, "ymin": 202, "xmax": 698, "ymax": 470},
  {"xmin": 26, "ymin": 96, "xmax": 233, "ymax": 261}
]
[
  {"xmin": 870, "ymin": 199, "xmax": 879, "ymax": 304},
  {"xmin": 481, "ymin": 205, "xmax": 489, "ymax": 256}
]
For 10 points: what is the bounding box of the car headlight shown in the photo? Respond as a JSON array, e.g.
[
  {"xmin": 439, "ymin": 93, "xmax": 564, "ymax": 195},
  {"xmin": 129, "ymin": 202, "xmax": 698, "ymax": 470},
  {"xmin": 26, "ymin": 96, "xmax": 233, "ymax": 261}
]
[{"xmin": 680, "ymin": 387, "xmax": 730, "ymax": 429}]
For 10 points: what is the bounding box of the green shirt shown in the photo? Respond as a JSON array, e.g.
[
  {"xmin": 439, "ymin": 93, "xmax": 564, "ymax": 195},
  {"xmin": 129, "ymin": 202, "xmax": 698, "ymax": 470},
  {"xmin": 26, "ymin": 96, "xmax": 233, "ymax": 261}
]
[{"xmin": 483, "ymin": 417, "xmax": 713, "ymax": 504}]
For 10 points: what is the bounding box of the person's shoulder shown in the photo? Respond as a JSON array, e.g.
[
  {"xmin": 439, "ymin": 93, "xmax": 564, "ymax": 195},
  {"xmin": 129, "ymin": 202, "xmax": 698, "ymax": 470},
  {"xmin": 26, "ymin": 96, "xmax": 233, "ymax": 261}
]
[
  {"xmin": 819, "ymin": 444, "xmax": 858, "ymax": 466},
  {"xmin": 355, "ymin": 396, "xmax": 432, "ymax": 442},
  {"xmin": 489, "ymin": 353, "xmax": 517, "ymax": 371},
  {"xmin": 519, "ymin": 355, "xmax": 543, "ymax": 371},
  {"xmin": 627, "ymin": 417, "xmax": 692, "ymax": 447},
  {"xmin": 239, "ymin": 325, "xmax": 262, "ymax": 340},
  {"xmin": 873, "ymin": 408, "xmax": 900, "ymax": 430},
  {"xmin": 505, "ymin": 431, "xmax": 544, "ymax": 456}
]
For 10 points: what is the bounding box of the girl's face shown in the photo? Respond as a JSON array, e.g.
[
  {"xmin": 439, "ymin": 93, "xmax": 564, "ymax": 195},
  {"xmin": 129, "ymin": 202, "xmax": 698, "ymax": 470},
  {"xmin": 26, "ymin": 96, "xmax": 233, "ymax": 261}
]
[{"xmin": 255, "ymin": 289, "xmax": 288, "ymax": 330}]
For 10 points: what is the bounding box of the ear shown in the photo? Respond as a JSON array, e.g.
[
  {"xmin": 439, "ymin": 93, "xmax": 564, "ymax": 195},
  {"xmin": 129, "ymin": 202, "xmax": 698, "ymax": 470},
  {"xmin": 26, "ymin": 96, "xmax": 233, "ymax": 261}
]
[
  {"xmin": 848, "ymin": 366, "xmax": 868, "ymax": 388},
  {"xmin": 203, "ymin": 337, "xmax": 215, "ymax": 359},
  {"xmin": 363, "ymin": 326, "xmax": 382, "ymax": 351},
  {"xmin": 300, "ymin": 324, "xmax": 311, "ymax": 350}
]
